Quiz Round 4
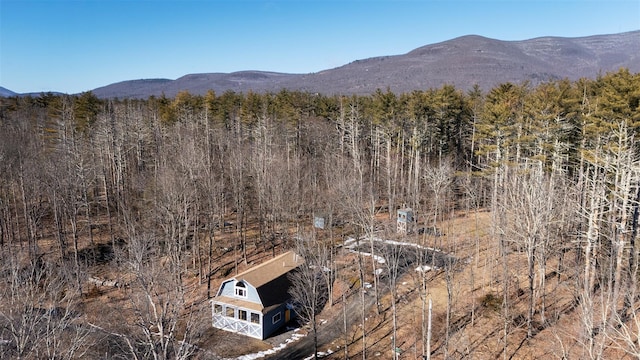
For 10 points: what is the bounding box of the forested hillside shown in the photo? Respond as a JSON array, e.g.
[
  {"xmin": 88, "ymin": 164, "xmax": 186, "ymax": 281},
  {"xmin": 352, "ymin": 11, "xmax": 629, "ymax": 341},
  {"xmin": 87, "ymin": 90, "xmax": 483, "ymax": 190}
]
[
  {"xmin": 0, "ymin": 69, "xmax": 639, "ymax": 359},
  {"xmin": 89, "ymin": 31, "xmax": 640, "ymax": 98}
]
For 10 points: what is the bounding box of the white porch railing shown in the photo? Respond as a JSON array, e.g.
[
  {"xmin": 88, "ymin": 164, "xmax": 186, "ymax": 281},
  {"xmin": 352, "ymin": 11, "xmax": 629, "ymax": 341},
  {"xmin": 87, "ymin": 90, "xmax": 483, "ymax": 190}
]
[{"xmin": 212, "ymin": 313, "xmax": 262, "ymax": 339}]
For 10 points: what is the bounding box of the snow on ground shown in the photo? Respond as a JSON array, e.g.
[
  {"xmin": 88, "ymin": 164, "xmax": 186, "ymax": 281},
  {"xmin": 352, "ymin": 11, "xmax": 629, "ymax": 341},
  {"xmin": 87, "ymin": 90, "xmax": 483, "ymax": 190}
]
[
  {"xmin": 370, "ymin": 236, "xmax": 443, "ymax": 253},
  {"xmin": 344, "ymin": 237, "xmax": 386, "ymax": 264},
  {"xmin": 226, "ymin": 325, "xmax": 335, "ymax": 360},
  {"xmin": 227, "ymin": 234, "xmax": 441, "ymax": 360},
  {"xmin": 345, "ymin": 235, "xmax": 443, "ymax": 253},
  {"xmin": 345, "ymin": 234, "xmax": 443, "ymax": 270},
  {"xmin": 344, "ymin": 236, "xmax": 358, "ymax": 247},
  {"xmin": 415, "ymin": 265, "xmax": 433, "ymax": 272},
  {"xmin": 303, "ymin": 348, "xmax": 334, "ymax": 360},
  {"xmin": 228, "ymin": 330, "xmax": 305, "ymax": 360},
  {"xmin": 353, "ymin": 250, "xmax": 386, "ymax": 264}
]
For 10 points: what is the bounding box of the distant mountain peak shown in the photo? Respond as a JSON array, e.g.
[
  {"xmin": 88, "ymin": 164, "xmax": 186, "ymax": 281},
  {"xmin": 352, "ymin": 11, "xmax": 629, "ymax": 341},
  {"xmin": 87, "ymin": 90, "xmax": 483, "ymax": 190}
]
[
  {"xmin": 0, "ymin": 86, "xmax": 17, "ymax": 97},
  {"xmin": 88, "ymin": 31, "xmax": 640, "ymax": 99}
]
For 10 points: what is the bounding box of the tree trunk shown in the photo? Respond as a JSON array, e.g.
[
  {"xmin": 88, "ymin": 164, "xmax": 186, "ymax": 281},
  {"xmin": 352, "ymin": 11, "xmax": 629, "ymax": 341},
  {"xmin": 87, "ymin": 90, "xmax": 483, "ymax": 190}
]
[
  {"xmin": 427, "ymin": 298, "xmax": 432, "ymax": 360},
  {"xmin": 207, "ymin": 225, "xmax": 214, "ymax": 298}
]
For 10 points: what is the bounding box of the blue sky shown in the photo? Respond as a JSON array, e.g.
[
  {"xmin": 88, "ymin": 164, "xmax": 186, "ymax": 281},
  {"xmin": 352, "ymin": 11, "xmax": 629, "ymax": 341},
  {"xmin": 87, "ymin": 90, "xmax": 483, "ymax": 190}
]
[{"xmin": 1, "ymin": 0, "xmax": 639, "ymax": 94}]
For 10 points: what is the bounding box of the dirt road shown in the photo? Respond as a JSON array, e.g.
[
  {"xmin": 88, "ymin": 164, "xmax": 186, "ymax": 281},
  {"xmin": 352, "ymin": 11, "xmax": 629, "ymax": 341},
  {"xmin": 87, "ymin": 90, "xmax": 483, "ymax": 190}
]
[{"xmin": 264, "ymin": 238, "xmax": 455, "ymax": 359}]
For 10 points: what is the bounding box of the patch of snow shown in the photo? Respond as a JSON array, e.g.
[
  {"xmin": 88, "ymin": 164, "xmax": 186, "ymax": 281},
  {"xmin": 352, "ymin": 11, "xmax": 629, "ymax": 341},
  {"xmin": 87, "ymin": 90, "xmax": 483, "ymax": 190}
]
[
  {"xmin": 371, "ymin": 237, "xmax": 443, "ymax": 252},
  {"xmin": 351, "ymin": 250, "xmax": 386, "ymax": 264},
  {"xmin": 415, "ymin": 265, "xmax": 433, "ymax": 272},
  {"xmin": 344, "ymin": 237, "xmax": 358, "ymax": 247},
  {"xmin": 309, "ymin": 264, "xmax": 332, "ymax": 272},
  {"xmin": 228, "ymin": 330, "xmax": 305, "ymax": 360},
  {"xmin": 303, "ymin": 348, "xmax": 334, "ymax": 360}
]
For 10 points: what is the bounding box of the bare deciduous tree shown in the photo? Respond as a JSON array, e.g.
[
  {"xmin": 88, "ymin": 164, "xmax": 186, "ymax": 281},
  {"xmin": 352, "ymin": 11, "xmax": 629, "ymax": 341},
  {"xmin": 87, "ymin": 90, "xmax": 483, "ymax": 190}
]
[
  {"xmin": 120, "ymin": 232, "xmax": 197, "ymax": 360},
  {"xmin": 0, "ymin": 257, "xmax": 93, "ymax": 360},
  {"xmin": 288, "ymin": 234, "xmax": 330, "ymax": 360},
  {"xmin": 498, "ymin": 160, "xmax": 561, "ymax": 338},
  {"xmin": 377, "ymin": 233, "xmax": 406, "ymax": 360}
]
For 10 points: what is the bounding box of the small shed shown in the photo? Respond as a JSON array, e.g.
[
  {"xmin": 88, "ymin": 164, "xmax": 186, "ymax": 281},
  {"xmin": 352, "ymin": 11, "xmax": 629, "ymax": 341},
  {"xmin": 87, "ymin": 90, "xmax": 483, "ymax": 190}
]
[
  {"xmin": 210, "ymin": 251, "xmax": 304, "ymax": 339},
  {"xmin": 397, "ymin": 208, "xmax": 414, "ymax": 234},
  {"xmin": 314, "ymin": 214, "xmax": 327, "ymax": 229}
]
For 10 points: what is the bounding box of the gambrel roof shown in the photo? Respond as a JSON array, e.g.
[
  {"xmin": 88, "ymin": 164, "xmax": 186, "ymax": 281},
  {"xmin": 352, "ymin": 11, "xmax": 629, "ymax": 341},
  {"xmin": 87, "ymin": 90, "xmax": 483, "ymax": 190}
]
[
  {"xmin": 214, "ymin": 251, "xmax": 304, "ymax": 313},
  {"xmin": 237, "ymin": 251, "xmax": 303, "ymax": 288}
]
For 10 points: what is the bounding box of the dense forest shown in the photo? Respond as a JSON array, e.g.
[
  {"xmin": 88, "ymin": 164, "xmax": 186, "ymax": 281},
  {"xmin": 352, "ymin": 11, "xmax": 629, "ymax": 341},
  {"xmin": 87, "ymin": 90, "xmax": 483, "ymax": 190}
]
[{"xmin": 0, "ymin": 68, "xmax": 639, "ymax": 359}]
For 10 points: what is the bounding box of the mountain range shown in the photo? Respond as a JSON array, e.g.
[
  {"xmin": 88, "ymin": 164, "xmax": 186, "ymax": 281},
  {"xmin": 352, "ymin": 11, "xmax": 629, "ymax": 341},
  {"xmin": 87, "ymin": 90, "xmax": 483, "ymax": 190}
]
[
  {"xmin": 4, "ymin": 31, "xmax": 639, "ymax": 98},
  {"xmin": 0, "ymin": 86, "xmax": 18, "ymax": 97}
]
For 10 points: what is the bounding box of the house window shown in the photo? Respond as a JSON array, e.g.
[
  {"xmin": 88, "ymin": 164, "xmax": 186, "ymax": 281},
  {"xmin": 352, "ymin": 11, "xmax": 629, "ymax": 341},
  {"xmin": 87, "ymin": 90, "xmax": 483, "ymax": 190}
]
[
  {"xmin": 272, "ymin": 312, "xmax": 281, "ymax": 324},
  {"xmin": 225, "ymin": 306, "xmax": 235, "ymax": 318},
  {"xmin": 238, "ymin": 309, "xmax": 248, "ymax": 321},
  {"xmin": 214, "ymin": 304, "xmax": 223, "ymax": 314},
  {"xmin": 235, "ymin": 281, "xmax": 247, "ymax": 297},
  {"xmin": 251, "ymin": 312, "xmax": 260, "ymax": 324}
]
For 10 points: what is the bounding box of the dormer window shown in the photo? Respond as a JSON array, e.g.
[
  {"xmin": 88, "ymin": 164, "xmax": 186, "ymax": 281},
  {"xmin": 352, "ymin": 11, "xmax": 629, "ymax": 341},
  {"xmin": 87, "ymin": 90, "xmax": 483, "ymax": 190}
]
[{"xmin": 235, "ymin": 281, "xmax": 247, "ymax": 297}]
